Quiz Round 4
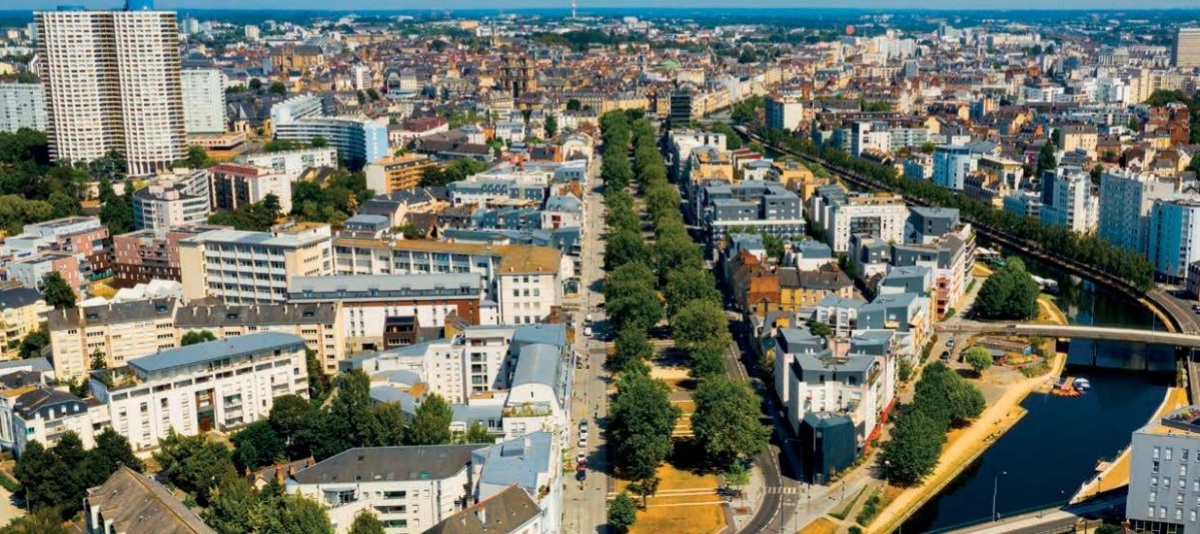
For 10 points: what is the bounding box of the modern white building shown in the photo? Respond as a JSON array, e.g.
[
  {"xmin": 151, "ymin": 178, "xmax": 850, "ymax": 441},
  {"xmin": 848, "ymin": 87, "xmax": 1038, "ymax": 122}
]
[
  {"xmin": 1039, "ymin": 166, "xmax": 1098, "ymax": 235},
  {"xmin": 178, "ymin": 222, "xmax": 334, "ymax": 304},
  {"xmin": 810, "ymin": 185, "xmax": 909, "ymax": 252},
  {"xmin": 1149, "ymin": 197, "xmax": 1200, "ymax": 282},
  {"xmin": 180, "ymin": 69, "xmax": 226, "ymax": 134},
  {"xmin": 2, "ymin": 387, "xmax": 94, "ymax": 456},
  {"xmin": 352, "ymin": 64, "xmax": 371, "ymax": 91},
  {"xmin": 88, "ymin": 332, "xmax": 309, "ymax": 450},
  {"xmin": 1126, "ymin": 405, "xmax": 1200, "ymax": 534},
  {"xmin": 1098, "ymin": 170, "xmax": 1176, "ymax": 255},
  {"xmin": 35, "ymin": 4, "xmax": 187, "ymax": 176},
  {"xmin": 244, "ymin": 147, "xmax": 339, "ymax": 181},
  {"xmin": 289, "ymin": 432, "xmax": 560, "ymax": 534},
  {"xmin": 132, "ymin": 170, "xmax": 211, "ymax": 230},
  {"xmin": 209, "ymin": 162, "xmax": 293, "ymax": 215},
  {"xmin": 0, "ymin": 82, "xmax": 47, "ymax": 133},
  {"xmin": 766, "ymin": 92, "xmax": 804, "ymax": 131},
  {"xmin": 271, "ymin": 94, "xmax": 387, "ymax": 168}
]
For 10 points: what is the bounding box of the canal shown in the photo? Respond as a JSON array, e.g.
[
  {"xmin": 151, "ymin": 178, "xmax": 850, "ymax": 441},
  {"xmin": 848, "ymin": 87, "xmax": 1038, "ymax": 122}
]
[{"xmin": 902, "ymin": 246, "xmax": 1176, "ymax": 532}]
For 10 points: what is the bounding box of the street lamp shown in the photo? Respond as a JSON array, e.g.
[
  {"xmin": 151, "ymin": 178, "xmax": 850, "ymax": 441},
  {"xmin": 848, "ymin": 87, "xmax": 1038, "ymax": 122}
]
[
  {"xmin": 884, "ymin": 460, "xmax": 891, "ymax": 487},
  {"xmin": 992, "ymin": 471, "xmax": 1008, "ymax": 522}
]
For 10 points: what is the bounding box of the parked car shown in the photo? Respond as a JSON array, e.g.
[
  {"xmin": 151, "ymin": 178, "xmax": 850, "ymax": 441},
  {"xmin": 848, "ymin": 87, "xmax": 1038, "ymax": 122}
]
[
  {"xmin": 579, "ymin": 435, "xmax": 588, "ymax": 448},
  {"xmin": 940, "ymin": 350, "xmax": 951, "ymax": 361},
  {"xmin": 576, "ymin": 452, "xmax": 588, "ymax": 467},
  {"xmin": 946, "ymin": 337, "xmax": 956, "ymax": 348},
  {"xmin": 579, "ymin": 418, "xmax": 588, "ymax": 431},
  {"xmin": 583, "ymin": 326, "xmax": 593, "ymax": 337},
  {"xmin": 576, "ymin": 468, "xmax": 587, "ymax": 482}
]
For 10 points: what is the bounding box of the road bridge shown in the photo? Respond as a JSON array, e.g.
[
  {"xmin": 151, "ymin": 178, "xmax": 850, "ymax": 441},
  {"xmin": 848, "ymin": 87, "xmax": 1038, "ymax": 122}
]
[{"xmin": 945, "ymin": 321, "xmax": 1200, "ymax": 348}]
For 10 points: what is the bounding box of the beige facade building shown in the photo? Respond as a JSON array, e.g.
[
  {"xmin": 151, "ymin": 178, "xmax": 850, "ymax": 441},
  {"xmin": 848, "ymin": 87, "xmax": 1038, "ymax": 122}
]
[
  {"xmin": 364, "ymin": 153, "xmax": 437, "ymax": 195},
  {"xmin": 1173, "ymin": 28, "xmax": 1200, "ymax": 68},
  {"xmin": 0, "ymin": 287, "xmax": 49, "ymax": 360},
  {"xmin": 173, "ymin": 302, "xmax": 345, "ymax": 375},
  {"xmin": 35, "ymin": 8, "xmax": 186, "ymax": 176},
  {"xmin": 48, "ymin": 298, "xmax": 179, "ymax": 381},
  {"xmin": 179, "ymin": 222, "xmax": 333, "ymax": 304}
]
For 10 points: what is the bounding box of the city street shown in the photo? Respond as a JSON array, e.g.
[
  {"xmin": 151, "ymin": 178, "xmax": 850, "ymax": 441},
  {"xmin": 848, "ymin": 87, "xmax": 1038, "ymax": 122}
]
[{"xmin": 562, "ymin": 153, "xmax": 611, "ymax": 534}]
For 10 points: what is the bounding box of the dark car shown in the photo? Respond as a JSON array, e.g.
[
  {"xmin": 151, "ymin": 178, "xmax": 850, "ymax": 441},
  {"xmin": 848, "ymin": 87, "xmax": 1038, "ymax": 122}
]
[{"xmin": 576, "ymin": 469, "xmax": 587, "ymax": 482}]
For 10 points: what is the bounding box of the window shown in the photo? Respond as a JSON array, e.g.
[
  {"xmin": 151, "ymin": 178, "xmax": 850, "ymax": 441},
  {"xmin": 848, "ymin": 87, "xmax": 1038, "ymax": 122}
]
[
  {"xmin": 1168, "ymin": 448, "xmax": 1175, "ymax": 461},
  {"xmin": 1178, "ymin": 508, "xmax": 1184, "ymax": 521},
  {"xmin": 1151, "ymin": 490, "xmax": 1158, "ymax": 503},
  {"xmin": 1161, "ymin": 506, "xmax": 1168, "ymax": 519},
  {"xmin": 1155, "ymin": 446, "xmax": 1162, "ymax": 460}
]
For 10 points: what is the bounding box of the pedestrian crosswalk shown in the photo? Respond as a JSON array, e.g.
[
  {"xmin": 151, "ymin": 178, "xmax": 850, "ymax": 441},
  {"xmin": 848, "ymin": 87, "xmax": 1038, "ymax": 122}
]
[{"xmin": 766, "ymin": 486, "xmax": 803, "ymax": 495}]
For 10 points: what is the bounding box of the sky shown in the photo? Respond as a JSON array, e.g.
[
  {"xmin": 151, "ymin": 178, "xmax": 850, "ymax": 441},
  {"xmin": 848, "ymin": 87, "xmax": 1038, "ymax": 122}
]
[{"xmin": 15, "ymin": 0, "xmax": 1200, "ymax": 11}]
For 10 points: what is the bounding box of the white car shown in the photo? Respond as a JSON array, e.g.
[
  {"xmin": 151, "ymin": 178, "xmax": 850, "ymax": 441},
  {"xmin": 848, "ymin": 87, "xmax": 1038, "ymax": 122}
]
[
  {"xmin": 583, "ymin": 326, "xmax": 594, "ymax": 337},
  {"xmin": 579, "ymin": 435, "xmax": 588, "ymax": 448}
]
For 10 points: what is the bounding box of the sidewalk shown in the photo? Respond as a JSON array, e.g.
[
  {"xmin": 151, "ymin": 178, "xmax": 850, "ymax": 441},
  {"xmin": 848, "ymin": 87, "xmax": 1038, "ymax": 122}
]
[{"xmin": 727, "ymin": 461, "xmax": 768, "ymax": 532}]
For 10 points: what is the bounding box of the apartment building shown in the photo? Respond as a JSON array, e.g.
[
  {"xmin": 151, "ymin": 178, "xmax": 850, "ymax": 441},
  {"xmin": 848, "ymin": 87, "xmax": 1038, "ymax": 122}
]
[
  {"xmin": 178, "ymin": 222, "xmax": 333, "ymax": 304},
  {"xmin": 180, "ymin": 69, "xmax": 226, "ymax": 135},
  {"xmin": 35, "ymin": 4, "xmax": 186, "ymax": 176},
  {"xmin": 48, "ymin": 298, "xmax": 179, "ymax": 381},
  {"xmin": 1040, "ymin": 166, "xmax": 1098, "ymax": 234},
  {"xmin": 1173, "ymin": 27, "xmax": 1200, "ymax": 68},
  {"xmin": 0, "ymin": 82, "xmax": 47, "ymax": 133},
  {"xmin": 891, "ymin": 228, "xmax": 973, "ymax": 319},
  {"xmin": 111, "ymin": 225, "xmax": 228, "ymax": 288},
  {"xmin": 494, "ymin": 247, "xmax": 564, "ymax": 325},
  {"xmin": 365, "ymin": 153, "xmax": 438, "ymax": 195},
  {"xmin": 173, "ymin": 302, "xmax": 344, "ymax": 374},
  {"xmin": 89, "ymin": 332, "xmax": 309, "ymax": 450},
  {"xmin": 133, "ymin": 171, "xmax": 211, "ymax": 230},
  {"xmin": 209, "ymin": 163, "xmax": 293, "ymax": 215},
  {"xmin": 932, "ymin": 145, "xmax": 980, "ymax": 190},
  {"xmin": 1149, "ymin": 197, "xmax": 1200, "ymax": 282},
  {"xmin": 0, "ymin": 287, "xmax": 49, "ymax": 360},
  {"xmin": 766, "ymin": 92, "xmax": 804, "ymax": 131},
  {"xmin": 243, "ymin": 147, "xmax": 338, "ymax": 181},
  {"xmin": 6, "ymin": 387, "xmax": 93, "ymax": 456},
  {"xmin": 5, "ymin": 216, "xmax": 109, "ymax": 272},
  {"xmin": 271, "ymin": 94, "xmax": 387, "ymax": 169},
  {"xmin": 772, "ymin": 328, "xmax": 895, "ymax": 481},
  {"xmin": 426, "ymin": 485, "xmax": 544, "ymax": 534},
  {"xmin": 669, "ymin": 130, "xmax": 727, "ymax": 181},
  {"xmin": 1126, "ymin": 405, "xmax": 1200, "ymax": 534},
  {"xmin": 697, "ymin": 181, "xmax": 806, "ymax": 241},
  {"xmin": 7, "ymin": 251, "xmax": 83, "ymax": 298},
  {"xmin": 809, "ymin": 185, "xmax": 909, "ymax": 252},
  {"xmin": 1098, "ymin": 171, "xmax": 1176, "ymax": 256},
  {"xmin": 287, "ymin": 273, "xmax": 492, "ymax": 353}
]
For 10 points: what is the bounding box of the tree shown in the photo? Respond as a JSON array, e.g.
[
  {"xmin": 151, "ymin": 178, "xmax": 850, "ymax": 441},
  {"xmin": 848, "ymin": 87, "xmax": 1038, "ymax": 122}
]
[
  {"xmin": 610, "ymin": 327, "xmax": 655, "ymax": 374},
  {"xmin": 13, "ymin": 440, "xmax": 55, "ymax": 511},
  {"xmin": 809, "ymin": 321, "xmax": 833, "ymax": 339},
  {"xmin": 724, "ymin": 460, "xmax": 751, "ymax": 492},
  {"xmin": 1036, "ymin": 142, "xmax": 1057, "ymax": 176},
  {"xmin": 83, "ymin": 427, "xmax": 143, "ymax": 488},
  {"xmin": 545, "ymin": 114, "xmax": 558, "ymax": 138},
  {"xmin": 606, "ymin": 372, "xmax": 680, "ymax": 481},
  {"xmin": 879, "ymin": 409, "xmax": 944, "ymax": 486},
  {"xmin": 348, "ymin": 509, "xmax": 386, "ymax": 534},
  {"xmin": 306, "ymin": 349, "xmax": 330, "ymax": 401},
  {"xmin": 270, "ymin": 394, "xmax": 321, "ymax": 460},
  {"xmin": 89, "ymin": 350, "xmax": 106, "ymax": 371},
  {"xmin": 963, "ymin": 346, "xmax": 994, "ymax": 377},
  {"xmin": 607, "ymin": 289, "xmax": 663, "ymax": 335},
  {"xmin": 974, "ymin": 260, "xmax": 1039, "ymax": 320},
  {"xmin": 232, "ymin": 420, "xmax": 286, "ymax": 471},
  {"xmin": 0, "ymin": 507, "xmax": 69, "ymax": 534},
  {"xmin": 41, "ymin": 271, "xmax": 76, "ymax": 309},
  {"xmin": 18, "ymin": 325, "xmax": 48, "ymax": 358},
  {"xmin": 691, "ymin": 377, "xmax": 770, "ymax": 467},
  {"xmin": 311, "ymin": 136, "xmax": 328, "ymax": 148},
  {"xmin": 181, "ymin": 329, "xmax": 217, "ymax": 346},
  {"xmin": 566, "ymin": 98, "xmax": 582, "ymax": 111},
  {"xmin": 203, "ymin": 476, "xmax": 258, "ymax": 534},
  {"xmin": 688, "ymin": 342, "xmax": 726, "ymax": 379},
  {"xmin": 407, "ymin": 393, "xmax": 454, "ymax": 445},
  {"xmin": 178, "ymin": 145, "xmax": 213, "ymax": 169},
  {"xmin": 460, "ymin": 420, "xmax": 493, "ymax": 444},
  {"xmin": 663, "ymin": 268, "xmax": 720, "ymax": 319},
  {"xmin": 153, "ymin": 430, "xmax": 237, "ymax": 505},
  {"xmin": 269, "ymin": 81, "xmax": 287, "ymax": 95},
  {"xmin": 672, "ymin": 300, "xmax": 730, "ymax": 354},
  {"xmin": 248, "ymin": 78, "xmax": 263, "ymax": 92},
  {"xmin": 315, "ymin": 370, "xmax": 376, "ymax": 459},
  {"xmin": 608, "ymin": 493, "xmax": 638, "ymax": 531},
  {"xmin": 604, "ymin": 230, "xmax": 648, "ymax": 271}
]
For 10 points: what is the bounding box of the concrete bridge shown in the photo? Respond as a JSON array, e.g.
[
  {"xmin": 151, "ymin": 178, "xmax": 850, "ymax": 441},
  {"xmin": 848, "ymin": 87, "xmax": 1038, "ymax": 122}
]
[{"xmin": 943, "ymin": 321, "xmax": 1200, "ymax": 349}]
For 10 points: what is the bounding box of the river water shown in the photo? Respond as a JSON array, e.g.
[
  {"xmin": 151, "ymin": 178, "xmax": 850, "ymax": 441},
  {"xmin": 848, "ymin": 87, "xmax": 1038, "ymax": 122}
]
[{"xmin": 901, "ymin": 246, "xmax": 1175, "ymax": 532}]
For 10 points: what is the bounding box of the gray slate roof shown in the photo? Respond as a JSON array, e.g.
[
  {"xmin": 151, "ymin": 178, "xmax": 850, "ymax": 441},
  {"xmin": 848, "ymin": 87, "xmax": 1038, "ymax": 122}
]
[
  {"xmin": 291, "ymin": 444, "xmax": 481, "ymax": 485},
  {"xmin": 129, "ymin": 332, "xmax": 305, "ymax": 374}
]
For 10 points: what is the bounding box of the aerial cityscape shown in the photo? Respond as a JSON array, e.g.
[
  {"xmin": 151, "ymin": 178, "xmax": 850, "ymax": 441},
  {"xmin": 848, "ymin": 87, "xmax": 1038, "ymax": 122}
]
[{"xmin": 1, "ymin": 2, "xmax": 1200, "ymax": 534}]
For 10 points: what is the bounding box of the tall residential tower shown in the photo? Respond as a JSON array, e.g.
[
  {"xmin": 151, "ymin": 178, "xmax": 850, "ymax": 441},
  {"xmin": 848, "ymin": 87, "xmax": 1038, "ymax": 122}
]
[{"xmin": 35, "ymin": 0, "xmax": 186, "ymax": 176}]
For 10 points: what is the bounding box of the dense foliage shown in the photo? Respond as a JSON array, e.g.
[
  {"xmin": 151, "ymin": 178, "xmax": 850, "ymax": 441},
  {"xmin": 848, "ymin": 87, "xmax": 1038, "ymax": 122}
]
[
  {"xmin": 880, "ymin": 363, "xmax": 985, "ymax": 486},
  {"xmin": 14, "ymin": 429, "xmax": 142, "ymax": 519},
  {"xmin": 974, "ymin": 258, "xmax": 1040, "ymax": 320}
]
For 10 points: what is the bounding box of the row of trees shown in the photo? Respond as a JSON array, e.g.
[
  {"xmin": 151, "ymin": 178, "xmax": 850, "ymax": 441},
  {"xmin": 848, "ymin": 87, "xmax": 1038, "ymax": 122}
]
[
  {"xmin": 13, "ymin": 428, "xmax": 143, "ymax": 519},
  {"xmin": 974, "ymin": 258, "xmax": 1040, "ymax": 320},
  {"xmin": 753, "ymin": 127, "xmax": 1156, "ymax": 290},
  {"xmin": 879, "ymin": 362, "xmax": 985, "ymax": 486}
]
